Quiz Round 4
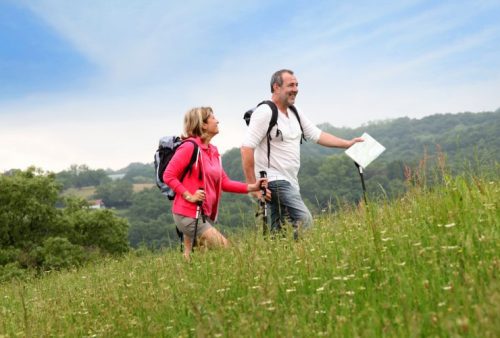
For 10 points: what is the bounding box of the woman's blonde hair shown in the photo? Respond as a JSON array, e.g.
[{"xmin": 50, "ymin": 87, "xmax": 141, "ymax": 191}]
[{"xmin": 182, "ymin": 107, "xmax": 213, "ymax": 140}]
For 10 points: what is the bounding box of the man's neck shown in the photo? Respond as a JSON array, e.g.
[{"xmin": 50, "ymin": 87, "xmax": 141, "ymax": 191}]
[{"xmin": 272, "ymin": 98, "xmax": 289, "ymax": 115}]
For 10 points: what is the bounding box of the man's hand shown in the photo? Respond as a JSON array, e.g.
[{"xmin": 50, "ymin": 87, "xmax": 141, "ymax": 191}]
[
  {"xmin": 348, "ymin": 137, "xmax": 364, "ymax": 147},
  {"xmin": 250, "ymin": 188, "xmax": 271, "ymax": 201}
]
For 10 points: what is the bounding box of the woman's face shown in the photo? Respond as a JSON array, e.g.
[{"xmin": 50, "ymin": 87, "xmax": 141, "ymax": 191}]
[{"xmin": 203, "ymin": 112, "xmax": 219, "ymax": 136}]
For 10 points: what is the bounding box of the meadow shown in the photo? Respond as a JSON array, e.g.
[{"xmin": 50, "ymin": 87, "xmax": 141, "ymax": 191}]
[{"xmin": 1, "ymin": 171, "xmax": 498, "ymax": 337}]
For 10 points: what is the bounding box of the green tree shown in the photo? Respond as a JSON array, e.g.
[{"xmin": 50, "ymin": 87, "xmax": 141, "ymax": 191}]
[
  {"xmin": 0, "ymin": 168, "xmax": 129, "ymax": 277},
  {"xmin": 125, "ymin": 188, "xmax": 179, "ymax": 249},
  {"xmin": 56, "ymin": 164, "xmax": 110, "ymax": 189},
  {"xmin": 94, "ymin": 180, "xmax": 134, "ymax": 208},
  {"xmin": 0, "ymin": 167, "xmax": 60, "ymax": 247}
]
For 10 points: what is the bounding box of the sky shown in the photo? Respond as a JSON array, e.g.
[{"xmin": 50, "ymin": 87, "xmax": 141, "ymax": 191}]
[{"xmin": 1, "ymin": 0, "xmax": 499, "ymax": 173}]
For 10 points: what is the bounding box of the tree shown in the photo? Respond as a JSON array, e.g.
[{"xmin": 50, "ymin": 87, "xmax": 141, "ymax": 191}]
[
  {"xmin": 94, "ymin": 180, "xmax": 134, "ymax": 208},
  {"xmin": 56, "ymin": 164, "xmax": 110, "ymax": 189},
  {"xmin": 0, "ymin": 168, "xmax": 129, "ymax": 278},
  {"xmin": 0, "ymin": 167, "xmax": 60, "ymax": 247}
]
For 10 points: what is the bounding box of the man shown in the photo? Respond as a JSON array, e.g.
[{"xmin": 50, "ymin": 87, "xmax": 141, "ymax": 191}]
[{"xmin": 241, "ymin": 69, "xmax": 363, "ymax": 237}]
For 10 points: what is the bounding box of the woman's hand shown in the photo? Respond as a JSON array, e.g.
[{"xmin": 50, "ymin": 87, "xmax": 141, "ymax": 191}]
[
  {"xmin": 248, "ymin": 178, "xmax": 268, "ymax": 191},
  {"xmin": 248, "ymin": 178, "xmax": 271, "ymax": 201},
  {"xmin": 184, "ymin": 189, "xmax": 205, "ymax": 203}
]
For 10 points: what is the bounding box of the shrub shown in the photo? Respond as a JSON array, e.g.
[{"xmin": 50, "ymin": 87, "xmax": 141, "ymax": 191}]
[{"xmin": 39, "ymin": 237, "xmax": 85, "ymax": 270}]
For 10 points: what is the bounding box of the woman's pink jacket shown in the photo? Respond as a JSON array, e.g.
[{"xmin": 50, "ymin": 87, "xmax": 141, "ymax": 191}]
[{"xmin": 163, "ymin": 137, "xmax": 248, "ymax": 221}]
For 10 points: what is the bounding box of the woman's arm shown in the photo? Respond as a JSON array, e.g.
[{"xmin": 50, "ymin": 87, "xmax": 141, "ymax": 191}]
[{"xmin": 163, "ymin": 142, "xmax": 197, "ymax": 196}]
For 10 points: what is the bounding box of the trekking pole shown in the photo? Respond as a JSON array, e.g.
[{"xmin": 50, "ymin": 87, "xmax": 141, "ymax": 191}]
[
  {"xmin": 259, "ymin": 171, "xmax": 268, "ymax": 236},
  {"xmin": 192, "ymin": 188, "xmax": 205, "ymax": 252},
  {"xmin": 354, "ymin": 162, "xmax": 368, "ymax": 205}
]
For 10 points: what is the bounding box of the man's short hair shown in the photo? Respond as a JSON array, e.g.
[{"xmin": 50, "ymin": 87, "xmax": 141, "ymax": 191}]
[{"xmin": 270, "ymin": 69, "xmax": 294, "ymax": 93}]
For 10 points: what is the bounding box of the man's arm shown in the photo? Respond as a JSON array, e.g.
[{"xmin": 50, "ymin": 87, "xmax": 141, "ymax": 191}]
[
  {"xmin": 240, "ymin": 146, "xmax": 256, "ymax": 184},
  {"xmin": 317, "ymin": 131, "xmax": 363, "ymax": 149}
]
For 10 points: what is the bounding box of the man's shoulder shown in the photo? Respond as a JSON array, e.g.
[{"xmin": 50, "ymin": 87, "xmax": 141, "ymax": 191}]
[
  {"xmin": 251, "ymin": 103, "xmax": 274, "ymax": 124},
  {"xmin": 254, "ymin": 102, "xmax": 274, "ymax": 114}
]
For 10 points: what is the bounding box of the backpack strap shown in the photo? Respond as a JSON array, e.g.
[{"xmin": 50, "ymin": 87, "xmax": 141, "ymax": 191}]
[
  {"xmin": 258, "ymin": 101, "xmax": 305, "ymax": 167},
  {"xmin": 179, "ymin": 140, "xmax": 202, "ymax": 182},
  {"xmin": 288, "ymin": 105, "xmax": 306, "ymax": 143},
  {"xmin": 257, "ymin": 100, "xmax": 279, "ymax": 168}
]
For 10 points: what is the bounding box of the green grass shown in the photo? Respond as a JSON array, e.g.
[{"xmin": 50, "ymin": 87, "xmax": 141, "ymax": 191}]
[
  {"xmin": 60, "ymin": 186, "xmax": 96, "ymax": 199},
  {"xmin": 61, "ymin": 183, "xmax": 155, "ymax": 200},
  {"xmin": 1, "ymin": 174, "xmax": 498, "ymax": 337}
]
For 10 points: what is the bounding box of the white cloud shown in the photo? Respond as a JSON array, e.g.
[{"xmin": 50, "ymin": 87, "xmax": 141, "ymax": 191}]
[{"xmin": 2, "ymin": 1, "xmax": 499, "ymax": 172}]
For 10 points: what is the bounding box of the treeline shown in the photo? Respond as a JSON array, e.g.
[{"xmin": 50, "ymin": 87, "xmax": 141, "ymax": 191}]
[
  {"xmin": 3, "ymin": 110, "xmax": 497, "ymax": 256},
  {"xmin": 66, "ymin": 110, "xmax": 500, "ymax": 249}
]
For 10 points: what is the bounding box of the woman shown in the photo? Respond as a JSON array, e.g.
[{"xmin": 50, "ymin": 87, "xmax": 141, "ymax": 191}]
[{"xmin": 163, "ymin": 107, "xmax": 267, "ymax": 259}]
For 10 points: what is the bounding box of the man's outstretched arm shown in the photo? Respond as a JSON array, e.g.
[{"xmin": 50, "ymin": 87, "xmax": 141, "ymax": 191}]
[{"xmin": 317, "ymin": 131, "xmax": 363, "ymax": 149}]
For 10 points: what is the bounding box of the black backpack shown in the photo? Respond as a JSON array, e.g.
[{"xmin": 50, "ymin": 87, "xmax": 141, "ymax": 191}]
[
  {"xmin": 154, "ymin": 136, "xmax": 201, "ymax": 200},
  {"xmin": 243, "ymin": 100, "xmax": 305, "ymax": 167}
]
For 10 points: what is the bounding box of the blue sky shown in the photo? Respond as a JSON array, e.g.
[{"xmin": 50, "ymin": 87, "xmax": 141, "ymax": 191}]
[{"xmin": 1, "ymin": 0, "xmax": 499, "ymax": 172}]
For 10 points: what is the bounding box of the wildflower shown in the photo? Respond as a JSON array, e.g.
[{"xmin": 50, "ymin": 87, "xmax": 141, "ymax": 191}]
[
  {"xmin": 423, "ymin": 280, "xmax": 429, "ymax": 289},
  {"xmin": 444, "ymin": 223, "xmax": 456, "ymax": 228},
  {"xmin": 456, "ymin": 317, "xmax": 469, "ymax": 333},
  {"xmin": 441, "ymin": 245, "xmax": 459, "ymax": 250}
]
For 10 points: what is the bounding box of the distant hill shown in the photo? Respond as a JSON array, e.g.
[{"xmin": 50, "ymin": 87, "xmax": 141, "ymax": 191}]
[{"xmin": 304, "ymin": 111, "xmax": 500, "ymax": 162}]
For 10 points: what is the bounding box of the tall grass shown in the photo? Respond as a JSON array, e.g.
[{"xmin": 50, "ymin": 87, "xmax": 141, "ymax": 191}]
[{"xmin": 1, "ymin": 171, "xmax": 498, "ymax": 337}]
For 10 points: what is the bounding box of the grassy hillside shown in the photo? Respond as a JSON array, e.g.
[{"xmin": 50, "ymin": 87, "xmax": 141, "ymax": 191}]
[
  {"xmin": 61, "ymin": 183, "xmax": 155, "ymax": 200},
  {"xmin": 1, "ymin": 172, "xmax": 498, "ymax": 337}
]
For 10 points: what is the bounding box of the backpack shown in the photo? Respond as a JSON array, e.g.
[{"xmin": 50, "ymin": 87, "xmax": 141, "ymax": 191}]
[
  {"xmin": 243, "ymin": 100, "xmax": 305, "ymax": 167},
  {"xmin": 154, "ymin": 136, "xmax": 200, "ymax": 200}
]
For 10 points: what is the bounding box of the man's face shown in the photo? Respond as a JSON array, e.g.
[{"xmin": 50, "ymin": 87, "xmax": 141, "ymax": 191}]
[{"xmin": 275, "ymin": 72, "xmax": 298, "ymax": 107}]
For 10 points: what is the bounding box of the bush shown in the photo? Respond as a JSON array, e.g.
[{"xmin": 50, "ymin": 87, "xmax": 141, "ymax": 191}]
[
  {"xmin": 39, "ymin": 237, "xmax": 85, "ymax": 270},
  {"xmin": 0, "ymin": 247, "xmax": 20, "ymax": 266},
  {"xmin": 0, "ymin": 262, "xmax": 28, "ymax": 283}
]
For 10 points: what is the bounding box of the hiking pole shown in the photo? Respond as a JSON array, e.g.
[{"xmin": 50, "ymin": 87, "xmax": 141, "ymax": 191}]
[
  {"xmin": 259, "ymin": 171, "xmax": 268, "ymax": 236},
  {"xmin": 354, "ymin": 162, "xmax": 368, "ymax": 205},
  {"xmin": 192, "ymin": 188, "xmax": 205, "ymax": 252}
]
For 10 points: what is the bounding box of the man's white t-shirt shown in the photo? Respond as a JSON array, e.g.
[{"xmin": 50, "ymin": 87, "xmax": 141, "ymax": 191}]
[{"xmin": 242, "ymin": 104, "xmax": 321, "ymax": 191}]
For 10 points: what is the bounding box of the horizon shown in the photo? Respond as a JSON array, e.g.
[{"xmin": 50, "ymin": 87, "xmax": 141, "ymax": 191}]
[
  {"xmin": 1, "ymin": 1, "xmax": 500, "ymax": 172},
  {"xmin": 4, "ymin": 108, "xmax": 498, "ymax": 174}
]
